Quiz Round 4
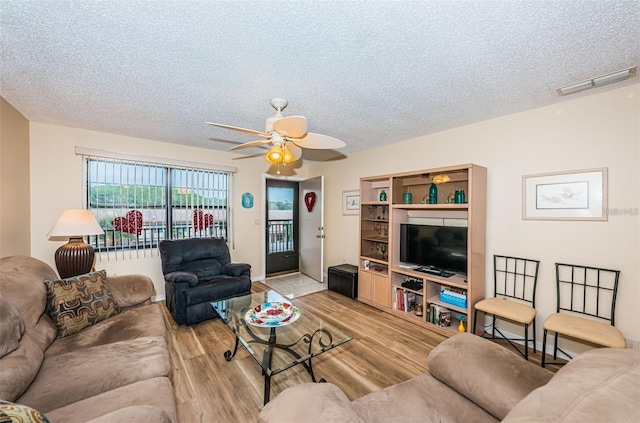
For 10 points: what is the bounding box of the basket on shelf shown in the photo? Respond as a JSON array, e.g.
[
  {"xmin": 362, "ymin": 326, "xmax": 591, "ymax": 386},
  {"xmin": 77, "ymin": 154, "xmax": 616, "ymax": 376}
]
[{"xmin": 439, "ymin": 289, "xmax": 467, "ymax": 309}]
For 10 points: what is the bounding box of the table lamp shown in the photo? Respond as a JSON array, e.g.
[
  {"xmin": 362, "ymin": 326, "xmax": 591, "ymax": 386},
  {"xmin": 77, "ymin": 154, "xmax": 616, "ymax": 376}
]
[{"xmin": 47, "ymin": 209, "xmax": 105, "ymax": 279}]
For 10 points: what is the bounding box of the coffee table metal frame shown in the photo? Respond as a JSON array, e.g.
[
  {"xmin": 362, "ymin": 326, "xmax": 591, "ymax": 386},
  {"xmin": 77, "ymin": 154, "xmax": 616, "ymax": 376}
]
[{"xmin": 211, "ymin": 290, "xmax": 352, "ymax": 404}]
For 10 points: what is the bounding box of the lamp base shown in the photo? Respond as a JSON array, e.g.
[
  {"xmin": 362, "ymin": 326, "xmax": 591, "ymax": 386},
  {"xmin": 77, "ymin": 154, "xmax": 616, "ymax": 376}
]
[{"xmin": 54, "ymin": 237, "xmax": 95, "ymax": 279}]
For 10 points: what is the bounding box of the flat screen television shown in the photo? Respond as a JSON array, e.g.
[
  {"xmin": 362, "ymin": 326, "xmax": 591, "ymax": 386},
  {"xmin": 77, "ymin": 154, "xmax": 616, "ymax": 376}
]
[{"xmin": 399, "ymin": 224, "xmax": 468, "ymax": 275}]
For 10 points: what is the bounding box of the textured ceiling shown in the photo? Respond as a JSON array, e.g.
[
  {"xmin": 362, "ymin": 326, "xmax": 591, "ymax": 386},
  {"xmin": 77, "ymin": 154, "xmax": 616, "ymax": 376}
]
[{"xmin": 1, "ymin": 1, "xmax": 638, "ymax": 160}]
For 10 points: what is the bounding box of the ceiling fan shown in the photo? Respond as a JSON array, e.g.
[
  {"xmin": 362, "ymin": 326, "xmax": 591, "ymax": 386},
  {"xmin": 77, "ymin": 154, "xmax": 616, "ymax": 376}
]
[{"xmin": 206, "ymin": 98, "xmax": 346, "ymax": 169}]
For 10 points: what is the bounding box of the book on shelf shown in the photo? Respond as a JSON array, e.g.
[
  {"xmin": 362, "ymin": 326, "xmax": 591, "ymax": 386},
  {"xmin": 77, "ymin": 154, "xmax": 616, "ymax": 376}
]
[{"xmin": 427, "ymin": 303, "xmax": 451, "ymax": 326}]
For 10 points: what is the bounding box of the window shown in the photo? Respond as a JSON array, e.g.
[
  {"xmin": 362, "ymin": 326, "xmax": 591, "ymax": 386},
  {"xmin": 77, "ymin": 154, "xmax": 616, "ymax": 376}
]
[{"xmin": 80, "ymin": 150, "xmax": 234, "ymax": 260}]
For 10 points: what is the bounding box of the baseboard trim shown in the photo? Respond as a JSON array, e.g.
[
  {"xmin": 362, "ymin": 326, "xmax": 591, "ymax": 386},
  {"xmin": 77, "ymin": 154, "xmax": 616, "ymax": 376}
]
[{"xmin": 484, "ymin": 325, "xmax": 577, "ymax": 360}]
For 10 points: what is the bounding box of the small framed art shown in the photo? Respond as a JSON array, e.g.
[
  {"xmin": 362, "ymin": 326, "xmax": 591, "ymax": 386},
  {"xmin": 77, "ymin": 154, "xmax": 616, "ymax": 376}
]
[
  {"xmin": 522, "ymin": 168, "xmax": 607, "ymax": 221},
  {"xmin": 342, "ymin": 190, "xmax": 360, "ymax": 215}
]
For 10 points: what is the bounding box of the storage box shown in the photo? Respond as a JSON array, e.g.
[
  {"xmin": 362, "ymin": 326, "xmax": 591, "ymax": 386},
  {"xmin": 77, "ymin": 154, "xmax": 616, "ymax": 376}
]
[
  {"xmin": 328, "ymin": 264, "xmax": 358, "ymax": 299},
  {"xmin": 439, "ymin": 290, "xmax": 467, "ymax": 309}
]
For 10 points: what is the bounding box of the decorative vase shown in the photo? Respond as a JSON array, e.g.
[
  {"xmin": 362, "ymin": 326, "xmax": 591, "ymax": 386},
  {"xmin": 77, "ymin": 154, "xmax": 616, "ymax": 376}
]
[
  {"xmin": 379, "ymin": 190, "xmax": 387, "ymax": 202},
  {"xmin": 457, "ymin": 319, "xmax": 466, "ymax": 333},
  {"xmin": 429, "ymin": 183, "xmax": 438, "ymax": 204},
  {"xmin": 403, "ymin": 192, "xmax": 412, "ymax": 204}
]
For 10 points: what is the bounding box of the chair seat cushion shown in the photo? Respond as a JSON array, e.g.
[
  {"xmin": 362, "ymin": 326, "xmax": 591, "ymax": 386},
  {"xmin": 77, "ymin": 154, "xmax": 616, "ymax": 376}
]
[
  {"xmin": 184, "ymin": 276, "xmax": 251, "ymax": 306},
  {"xmin": 543, "ymin": 313, "xmax": 625, "ymax": 348},
  {"xmin": 475, "ymin": 297, "xmax": 536, "ymax": 325}
]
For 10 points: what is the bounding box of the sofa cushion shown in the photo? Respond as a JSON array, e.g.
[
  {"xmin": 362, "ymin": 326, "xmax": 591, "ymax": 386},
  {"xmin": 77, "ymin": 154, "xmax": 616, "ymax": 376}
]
[
  {"xmin": 17, "ymin": 336, "xmax": 171, "ymax": 413},
  {"xmin": 45, "ymin": 377, "xmax": 176, "ymax": 423},
  {"xmin": 258, "ymin": 382, "xmax": 365, "ymax": 423},
  {"xmin": 0, "ymin": 256, "xmax": 58, "ymax": 352},
  {"xmin": 0, "ymin": 333, "xmax": 44, "ymax": 402},
  {"xmin": 352, "ymin": 372, "xmax": 499, "ymax": 423},
  {"xmin": 44, "ymin": 270, "xmax": 121, "ymax": 338},
  {"xmin": 44, "ymin": 303, "xmax": 166, "ymax": 357},
  {"xmin": 0, "ymin": 400, "xmax": 52, "ymax": 423},
  {"xmin": 428, "ymin": 333, "xmax": 553, "ymax": 420},
  {"xmin": 0, "ymin": 298, "xmax": 24, "ymax": 358},
  {"xmin": 503, "ymin": 348, "xmax": 640, "ymax": 422}
]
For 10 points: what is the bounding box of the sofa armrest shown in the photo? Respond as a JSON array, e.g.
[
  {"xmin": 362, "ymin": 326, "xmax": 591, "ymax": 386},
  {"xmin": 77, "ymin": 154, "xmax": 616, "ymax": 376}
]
[
  {"xmin": 258, "ymin": 383, "xmax": 364, "ymax": 423},
  {"xmin": 164, "ymin": 271, "xmax": 198, "ymax": 287},
  {"xmin": 106, "ymin": 274, "xmax": 154, "ymax": 308},
  {"xmin": 224, "ymin": 263, "xmax": 251, "ymax": 277},
  {"xmin": 428, "ymin": 333, "xmax": 553, "ymax": 420}
]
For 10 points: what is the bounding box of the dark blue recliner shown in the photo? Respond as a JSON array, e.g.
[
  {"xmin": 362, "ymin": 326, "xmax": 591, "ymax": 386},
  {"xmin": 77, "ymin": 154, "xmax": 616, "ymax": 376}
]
[{"xmin": 159, "ymin": 237, "xmax": 251, "ymax": 325}]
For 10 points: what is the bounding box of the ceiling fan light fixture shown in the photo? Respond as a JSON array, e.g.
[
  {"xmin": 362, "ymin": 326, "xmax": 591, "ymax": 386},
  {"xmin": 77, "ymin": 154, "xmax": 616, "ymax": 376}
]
[
  {"xmin": 264, "ymin": 145, "xmax": 284, "ymax": 164},
  {"xmin": 281, "ymin": 147, "xmax": 296, "ymax": 164}
]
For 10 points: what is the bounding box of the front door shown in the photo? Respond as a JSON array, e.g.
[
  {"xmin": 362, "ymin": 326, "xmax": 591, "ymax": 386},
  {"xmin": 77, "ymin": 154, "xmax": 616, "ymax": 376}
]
[
  {"xmin": 299, "ymin": 176, "xmax": 324, "ymax": 282},
  {"xmin": 265, "ymin": 179, "xmax": 299, "ymax": 276}
]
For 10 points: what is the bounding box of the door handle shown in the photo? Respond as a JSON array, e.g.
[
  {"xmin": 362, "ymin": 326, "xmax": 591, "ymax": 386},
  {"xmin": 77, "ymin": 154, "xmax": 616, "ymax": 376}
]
[{"xmin": 316, "ymin": 235, "xmax": 325, "ymax": 239}]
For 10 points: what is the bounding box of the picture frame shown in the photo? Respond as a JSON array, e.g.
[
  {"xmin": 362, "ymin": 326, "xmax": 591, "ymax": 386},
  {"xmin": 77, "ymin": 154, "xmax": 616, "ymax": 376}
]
[
  {"xmin": 522, "ymin": 168, "xmax": 608, "ymax": 221},
  {"xmin": 342, "ymin": 190, "xmax": 360, "ymax": 215}
]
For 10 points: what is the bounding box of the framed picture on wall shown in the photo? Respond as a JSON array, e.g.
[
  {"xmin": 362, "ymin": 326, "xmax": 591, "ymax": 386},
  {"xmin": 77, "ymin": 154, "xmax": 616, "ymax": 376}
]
[
  {"xmin": 342, "ymin": 190, "xmax": 360, "ymax": 215},
  {"xmin": 522, "ymin": 168, "xmax": 608, "ymax": 220}
]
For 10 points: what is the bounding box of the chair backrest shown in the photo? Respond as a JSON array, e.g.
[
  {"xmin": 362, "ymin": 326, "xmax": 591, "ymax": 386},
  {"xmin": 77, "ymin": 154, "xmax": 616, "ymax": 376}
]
[
  {"xmin": 555, "ymin": 263, "xmax": 620, "ymax": 325},
  {"xmin": 159, "ymin": 237, "xmax": 231, "ymax": 278},
  {"xmin": 493, "ymin": 255, "xmax": 540, "ymax": 306}
]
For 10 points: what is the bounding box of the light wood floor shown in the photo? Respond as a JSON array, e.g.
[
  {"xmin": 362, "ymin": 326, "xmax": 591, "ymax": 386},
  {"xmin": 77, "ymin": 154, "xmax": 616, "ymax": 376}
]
[{"xmin": 162, "ymin": 283, "xmax": 559, "ymax": 422}]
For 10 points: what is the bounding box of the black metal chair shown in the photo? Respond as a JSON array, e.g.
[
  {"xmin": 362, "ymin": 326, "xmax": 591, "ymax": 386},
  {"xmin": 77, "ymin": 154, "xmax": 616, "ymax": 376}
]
[
  {"xmin": 541, "ymin": 263, "xmax": 624, "ymax": 367},
  {"xmin": 473, "ymin": 255, "xmax": 540, "ymax": 360},
  {"xmin": 159, "ymin": 237, "xmax": 252, "ymax": 325}
]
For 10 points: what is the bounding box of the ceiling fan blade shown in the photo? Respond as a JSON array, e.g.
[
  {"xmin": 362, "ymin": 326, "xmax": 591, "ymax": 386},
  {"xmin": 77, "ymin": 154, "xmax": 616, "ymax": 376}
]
[
  {"xmin": 291, "ymin": 132, "xmax": 346, "ymax": 149},
  {"xmin": 286, "ymin": 143, "xmax": 303, "ymax": 160},
  {"xmin": 206, "ymin": 122, "xmax": 270, "ymax": 137},
  {"xmin": 230, "ymin": 139, "xmax": 272, "ymax": 150},
  {"xmin": 272, "ymin": 116, "xmax": 308, "ymax": 138}
]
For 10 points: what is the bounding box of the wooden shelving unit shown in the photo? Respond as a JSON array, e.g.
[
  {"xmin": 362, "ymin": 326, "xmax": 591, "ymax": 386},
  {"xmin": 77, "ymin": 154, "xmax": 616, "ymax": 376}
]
[{"xmin": 358, "ymin": 164, "xmax": 487, "ymax": 337}]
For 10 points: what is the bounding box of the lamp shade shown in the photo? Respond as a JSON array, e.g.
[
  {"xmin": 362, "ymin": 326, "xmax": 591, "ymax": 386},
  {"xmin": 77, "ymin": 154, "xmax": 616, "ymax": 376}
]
[{"xmin": 48, "ymin": 210, "xmax": 104, "ymax": 237}]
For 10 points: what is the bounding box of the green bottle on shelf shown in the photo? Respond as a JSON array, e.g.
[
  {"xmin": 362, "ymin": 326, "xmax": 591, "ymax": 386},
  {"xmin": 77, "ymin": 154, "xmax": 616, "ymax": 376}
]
[
  {"xmin": 429, "ymin": 183, "xmax": 438, "ymax": 204},
  {"xmin": 379, "ymin": 190, "xmax": 387, "ymax": 202}
]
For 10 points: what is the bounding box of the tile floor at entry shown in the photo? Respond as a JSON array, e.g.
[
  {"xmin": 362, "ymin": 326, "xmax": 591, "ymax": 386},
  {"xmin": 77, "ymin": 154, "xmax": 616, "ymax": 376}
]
[{"xmin": 263, "ymin": 272, "xmax": 327, "ymax": 299}]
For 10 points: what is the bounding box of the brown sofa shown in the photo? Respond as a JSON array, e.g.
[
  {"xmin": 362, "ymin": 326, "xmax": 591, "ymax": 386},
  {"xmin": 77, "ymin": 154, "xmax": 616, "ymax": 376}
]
[
  {"xmin": 0, "ymin": 255, "xmax": 177, "ymax": 422},
  {"xmin": 258, "ymin": 333, "xmax": 640, "ymax": 422}
]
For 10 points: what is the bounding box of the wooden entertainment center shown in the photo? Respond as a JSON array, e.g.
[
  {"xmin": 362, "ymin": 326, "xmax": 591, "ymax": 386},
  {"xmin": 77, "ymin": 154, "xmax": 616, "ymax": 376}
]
[{"xmin": 358, "ymin": 164, "xmax": 487, "ymax": 336}]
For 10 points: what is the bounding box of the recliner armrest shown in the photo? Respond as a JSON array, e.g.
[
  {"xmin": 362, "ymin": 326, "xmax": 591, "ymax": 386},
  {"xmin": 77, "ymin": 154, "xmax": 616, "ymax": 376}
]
[
  {"xmin": 164, "ymin": 271, "xmax": 199, "ymax": 287},
  {"xmin": 428, "ymin": 333, "xmax": 553, "ymax": 420},
  {"xmin": 224, "ymin": 263, "xmax": 251, "ymax": 277}
]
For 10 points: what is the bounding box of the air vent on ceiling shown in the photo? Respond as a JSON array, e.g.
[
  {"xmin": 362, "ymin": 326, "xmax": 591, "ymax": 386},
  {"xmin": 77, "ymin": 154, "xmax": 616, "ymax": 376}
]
[{"xmin": 556, "ymin": 66, "xmax": 637, "ymax": 96}]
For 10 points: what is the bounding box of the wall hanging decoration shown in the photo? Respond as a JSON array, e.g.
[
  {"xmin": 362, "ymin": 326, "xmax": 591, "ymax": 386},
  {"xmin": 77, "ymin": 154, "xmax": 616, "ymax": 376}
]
[
  {"xmin": 112, "ymin": 210, "xmax": 143, "ymax": 235},
  {"xmin": 241, "ymin": 192, "xmax": 254, "ymax": 209},
  {"xmin": 342, "ymin": 190, "xmax": 359, "ymax": 215},
  {"xmin": 193, "ymin": 209, "xmax": 214, "ymax": 231},
  {"xmin": 304, "ymin": 192, "xmax": 316, "ymax": 212},
  {"xmin": 523, "ymin": 168, "xmax": 608, "ymax": 220}
]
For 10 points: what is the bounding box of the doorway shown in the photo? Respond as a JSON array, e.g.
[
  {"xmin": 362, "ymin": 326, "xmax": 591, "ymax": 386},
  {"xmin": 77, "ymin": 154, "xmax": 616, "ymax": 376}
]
[{"xmin": 265, "ymin": 179, "xmax": 300, "ymax": 276}]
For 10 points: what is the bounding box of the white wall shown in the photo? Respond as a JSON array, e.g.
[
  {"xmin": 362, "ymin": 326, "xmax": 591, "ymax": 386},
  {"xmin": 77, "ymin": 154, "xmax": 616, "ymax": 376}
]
[{"xmin": 311, "ymin": 84, "xmax": 640, "ymax": 351}]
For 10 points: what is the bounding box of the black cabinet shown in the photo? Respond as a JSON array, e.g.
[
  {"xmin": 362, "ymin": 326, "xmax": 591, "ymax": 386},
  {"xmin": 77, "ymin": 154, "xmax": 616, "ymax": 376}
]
[{"xmin": 328, "ymin": 264, "xmax": 358, "ymax": 299}]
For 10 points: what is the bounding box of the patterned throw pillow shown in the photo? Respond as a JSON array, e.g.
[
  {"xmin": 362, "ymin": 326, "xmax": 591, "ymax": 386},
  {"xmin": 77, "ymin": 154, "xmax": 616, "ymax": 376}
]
[
  {"xmin": 44, "ymin": 270, "xmax": 121, "ymax": 338},
  {"xmin": 0, "ymin": 400, "xmax": 52, "ymax": 423}
]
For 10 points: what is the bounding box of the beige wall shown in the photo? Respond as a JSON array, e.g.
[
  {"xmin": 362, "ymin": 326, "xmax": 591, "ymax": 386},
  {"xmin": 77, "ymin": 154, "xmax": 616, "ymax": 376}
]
[
  {"xmin": 0, "ymin": 97, "xmax": 31, "ymax": 256},
  {"xmin": 23, "ymin": 83, "xmax": 640, "ymax": 353},
  {"xmin": 312, "ymin": 83, "xmax": 640, "ymax": 352}
]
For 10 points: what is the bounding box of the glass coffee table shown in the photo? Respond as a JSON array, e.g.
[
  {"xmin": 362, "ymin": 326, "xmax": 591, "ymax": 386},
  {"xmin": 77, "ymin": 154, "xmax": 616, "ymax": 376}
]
[{"xmin": 211, "ymin": 290, "xmax": 352, "ymax": 404}]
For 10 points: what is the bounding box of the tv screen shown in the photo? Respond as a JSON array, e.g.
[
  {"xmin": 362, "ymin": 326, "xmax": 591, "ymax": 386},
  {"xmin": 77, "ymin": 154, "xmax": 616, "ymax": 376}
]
[{"xmin": 400, "ymin": 224, "xmax": 467, "ymax": 274}]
